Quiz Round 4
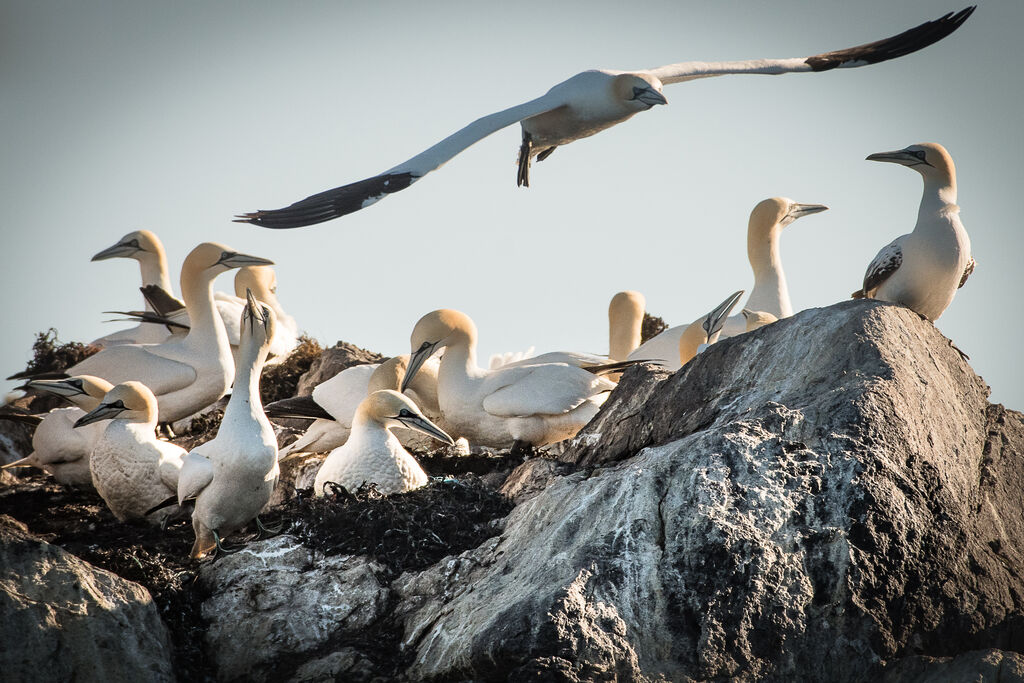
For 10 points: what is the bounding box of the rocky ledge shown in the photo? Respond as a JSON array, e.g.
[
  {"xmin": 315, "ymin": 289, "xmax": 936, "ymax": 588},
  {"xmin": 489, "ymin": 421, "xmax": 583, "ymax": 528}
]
[{"xmin": 2, "ymin": 299, "xmax": 1023, "ymax": 682}]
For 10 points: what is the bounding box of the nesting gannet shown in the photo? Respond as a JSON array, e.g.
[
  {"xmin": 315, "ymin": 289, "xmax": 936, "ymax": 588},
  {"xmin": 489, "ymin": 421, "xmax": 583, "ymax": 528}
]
[
  {"xmin": 402, "ymin": 309, "xmax": 618, "ymax": 450},
  {"xmin": 74, "ymin": 381, "xmax": 185, "ymax": 523},
  {"xmin": 67, "ymin": 243, "xmax": 274, "ymax": 423},
  {"xmin": 313, "ymin": 390, "xmax": 452, "ymax": 496},
  {"xmin": 630, "ymin": 291, "xmax": 744, "ymax": 370},
  {"xmin": 717, "ymin": 198, "xmax": 828, "ymax": 339},
  {"xmin": 91, "ymin": 230, "xmax": 178, "ymax": 346},
  {"xmin": 1, "ymin": 376, "xmax": 113, "ymax": 487},
  {"xmin": 740, "ymin": 309, "xmax": 778, "ymax": 332},
  {"xmin": 176, "ymin": 291, "xmax": 280, "ymax": 558},
  {"xmin": 852, "ymin": 143, "xmax": 974, "ymax": 321},
  {"xmin": 235, "ymin": 8, "xmax": 974, "ymax": 228}
]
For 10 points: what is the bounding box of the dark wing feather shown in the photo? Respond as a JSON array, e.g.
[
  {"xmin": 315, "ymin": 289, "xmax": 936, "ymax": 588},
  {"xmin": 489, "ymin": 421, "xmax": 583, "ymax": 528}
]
[
  {"xmin": 264, "ymin": 395, "xmax": 334, "ymax": 421},
  {"xmin": 958, "ymin": 257, "xmax": 976, "ymax": 289},
  {"xmin": 856, "ymin": 239, "xmax": 903, "ymax": 299},
  {"xmin": 140, "ymin": 285, "xmax": 186, "ymax": 315}
]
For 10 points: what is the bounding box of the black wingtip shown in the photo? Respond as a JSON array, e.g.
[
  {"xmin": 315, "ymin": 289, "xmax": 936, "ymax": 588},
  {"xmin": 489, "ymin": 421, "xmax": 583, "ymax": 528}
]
[
  {"xmin": 6, "ymin": 370, "xmax": 71, "ymax": 381},
  {"xmin": 805, "ymin": 6, "xmax": 976, "ymax": 72},
  {"xmin": 237, "ymin": 171, "xmax": 419, "ymax": 229}
]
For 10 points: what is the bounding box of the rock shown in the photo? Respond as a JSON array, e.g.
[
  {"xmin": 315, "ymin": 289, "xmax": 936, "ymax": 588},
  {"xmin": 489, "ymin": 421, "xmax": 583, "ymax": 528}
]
[
  {"xmin": 199, "ymin": 535, "xmax": 389, "ymax": 682},
  {"xmin": 269, "ymin": 455, "xmax": 324, "ymax": 507},
  {"xmin": 498, "ymin": 457, "xmax": 575, "ymax": 504},
  {"xmin": 295, "ymin": 341, "xmax": 385, "ymax": 396},
  {"xmin": 0, "ymin": 515, "xmax": 175, "ymax": 682},
  {"xmin": 881, "ymin": 649, "xmax": 1024, "ymax": 682},
  {"xmin": 392, "ymin": 301, "xmax": 1024, "ymax": 681},
  {"xmin": 0, "ymin": 408, "xmax": 35, "ymax": 468}
]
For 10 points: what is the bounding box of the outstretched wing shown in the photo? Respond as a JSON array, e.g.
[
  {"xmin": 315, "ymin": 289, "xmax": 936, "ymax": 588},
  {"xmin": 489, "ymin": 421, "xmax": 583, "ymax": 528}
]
[
  {"xmin": 236, "ymin": 94, "xmax": 567, "ymax": 229},
  {"xmin": 856, "ymin": 237, "xmax": 903, "ymax": 298},
  {"xmin": 647, "ymin": 7, "xmax": 974, "ymax": 85}
]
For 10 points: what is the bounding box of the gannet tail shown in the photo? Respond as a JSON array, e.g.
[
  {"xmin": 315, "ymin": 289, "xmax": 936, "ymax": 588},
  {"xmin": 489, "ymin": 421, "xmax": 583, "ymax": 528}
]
[{"xmin": 265, "ymin": 395, "xmax": 334, "ymax": 421}]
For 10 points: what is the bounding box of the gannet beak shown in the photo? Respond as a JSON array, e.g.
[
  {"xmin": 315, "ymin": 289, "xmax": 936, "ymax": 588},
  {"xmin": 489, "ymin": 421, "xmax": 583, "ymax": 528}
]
[
  {"xmin": 788, "ymin": 203, "xmax": 829, "ymax": 219},
  {"xmin": 866, "ymin": 149, "xmax": 931, "ymax": 167},
  {"xmin": 1, "ymin": 456, "xmax": 37, "ymax": 470},
  {"xmin": 74, "ymin": 400, "xmax": 126, "ymax": 428},
  {"xmin": 23, "ymin": 378, "xmax": 87, "ymax": 399},
  {"xmin": 243, "ymin": 287, "xmax": 269, "ymax": 334},
  {"xmin": 632, "ymin": 86, "xmax": 668, "ymax": 107},
  {"xmin": 701, "ymin": 290, "xmax": 745, "ymax": 341},
  {"xmin": 401, "ymin": 342, "xmax": 439, "ymax": 393},
  {"xmin": 92, "ymin": 239, "xmax": 142, "ymax": 261},
  {"xmin": 397, "ymin": 413, "xmax": 455, "ymax": 446},
  {"xmin": 216, "ymin": 251, "xmax": 275, "ymax": 268}
]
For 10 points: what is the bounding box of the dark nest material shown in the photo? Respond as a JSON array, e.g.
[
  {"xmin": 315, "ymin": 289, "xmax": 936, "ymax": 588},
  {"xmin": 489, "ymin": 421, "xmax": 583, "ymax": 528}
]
[
  {"xmin": 259, "ymin": 335, "xmax": 323, "ymax": 405},
  {"xmin": 280, "ymin": 478, "xmax": 514, "ymax": 580},
  {"xmin": 641, "ymin": 311, "xmax": 669, "ymax": 343},
  {"xmin": 15, "ymin": 328, "xmax": 98, "ymax": 377},
  {"xmin": 0, "ymin": 473, "xmax": 214, "ymax": 683}
]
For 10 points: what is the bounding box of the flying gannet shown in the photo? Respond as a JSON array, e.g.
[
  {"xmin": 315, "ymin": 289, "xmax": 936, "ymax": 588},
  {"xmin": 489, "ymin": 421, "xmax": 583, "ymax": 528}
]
[
  {"xmin": 1, "ymin": 376, "xmax": 114, "ymax": 487},
  {"xmin": 66, "ymin": 243, "xmax": 274, "ymax": 423},
  {"xmin": 176, "ymin": 291, "xmax": 280, "ymax": 558},
  {"xmin": 402, "ymin": 309, "xmax": 620, "ymax": 451},
  {"xmin": 235, "ymin": 8, "xmax": 974, "ymax": 229},
  {"xmin": 313, "ymin": 390, "xmax": 453, "ymax": 497},
  {"xmin": 630, "ymin": 291, "xmax": 744, "ymax": 370},
  {"xmin": 91, "ymin": 230, "xmax": 178, "ymax": 346},
  {"xmin": 74, "ymin": 381, "xmax": 185, "ymax": 523},
  {"xmin": 717, "ymin": 197, "xmax": 829, "ymax": 339},
  {"xmin": 852, "ymin": 142, "xmax": 974, "ymax": 321}
]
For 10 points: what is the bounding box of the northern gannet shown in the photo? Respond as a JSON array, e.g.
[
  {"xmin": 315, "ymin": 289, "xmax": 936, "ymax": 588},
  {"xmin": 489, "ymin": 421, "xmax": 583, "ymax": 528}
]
[
  {"xmin": 236, "ymin": 8, "xmax": 974, "ymax": 228},
  {"xmin": 176, "ymin": 291, "xmax": 280, "ymax": 558},
  {"xmin": 91, "ymin": 230, "xmax": 177, "ymax": 347},
  {"xmin": 74, "ymin": 381, "xmax": 185, "ymax": 523},
  {"xmin": 1, "ymin": 376, "xmax": 113, "ymax": 487},
  {"xmin": 67, "ymin": 243, "xmax": 274, "ymax": 423},
  {"xmin": 852, "ymin": 142, "xmax": 974, "ymax": 321},
  {"xmin": 740, "ymin": 309, "xmax": 778, "ymax": 332},
  {"xmin": 718, "ymin": 198, "xmax": 829, "ymax": 339},
  {"xmin": 402, "ymin": 309, "xmax": 617, "ymax": 450},
  {"xmin": 608, "ymin": 290, "xmax": 646, "ymax": 361},
  {"xmin": 678, "ymin": 291, "xmax": 745, "ymax": 366},
  {"xmin": 630, "ymin": 291, "xmax": 744, "ymax": 370},
  {"xmin": 313, "ymin": 389, "xmax": 453, "ymax": 496}
]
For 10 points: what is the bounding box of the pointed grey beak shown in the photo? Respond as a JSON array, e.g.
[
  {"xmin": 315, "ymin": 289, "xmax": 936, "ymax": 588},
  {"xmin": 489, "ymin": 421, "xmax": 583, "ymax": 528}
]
[
  {"xmin": 788, "ymin": 203, "xmax": 829, "ymax": 219},
  {"xmin": 1, "ymin": 457, "xmax": 37, "ymax": 470},
  {"xmin": 866, "ymin": 149, "xmax": 929, "ymax": 167},
  {"xmin": 243, "ymin": 287, "xmax": 272, "ymax": 336},
  {"xmin": 217, "ymin": 251, "xmax": 275, "ymax": 269},
  {"xmin": 92, "ymin": 241, "xmax": 141, "ymax": 261},
  {"xmin": 74, "ymin": 401, "xmax": 126, "ymax": 428},
  {"xmin": 401, "ymin": 342, "xmax": 439, "ymax": 393},
  {"xmin": 24, "ymin": 378, "xmax": 87, "ymax": 399},
  {"xmin": 632, "ymin": 86, "xmax": 668, "ymax": 107},
  {"xmin": 701, "ymin": 290, "xmax": 744, "ymax": 341},
  {"xmin": 397, "ymin": 413, "xmax": 455, "ymax": 446}
]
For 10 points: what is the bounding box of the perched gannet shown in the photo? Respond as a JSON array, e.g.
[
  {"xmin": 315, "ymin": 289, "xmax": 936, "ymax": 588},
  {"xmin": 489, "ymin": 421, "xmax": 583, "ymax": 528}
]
[
  {"xmin": 740, "ymin": 309, "xmax": 778, "ymax": 332},
  {"xmin": 1, "ymin": 376, "xmax": 113, "ymax": 487},
  {"xmin": 718, "ymin": 198, "xmax": 829, "ymax": 339},
  {"xmin": 66, "ymin": 243, "xmax": 274, "ymax": 423},
  {"xmin": 269, "ymin": 355, "xmax": 442, "ymax": 457},
  {"xmin": 236, "ymin": 8, "xmax": 974, "ymax": 228},
  {"xmin": 74, "ymin": 381, "xmax": 185, "ymax": 523},
  {"xmin": 91, "ymin": 230, "xmax": 177, "ymax": 346},
  {"xmin": 314, "ymin": 390, "xmax": 452, "ymax": 496},
  {"xmin": 630, "ymin": 291, "xmax": 744, "ymax": 370},
  {"xmin": 608, "ymin": 291, "xmax": 646, "ymax": 360},
  {"xmin": 402, "ymin": 309, "xmax": 618, "ymax": 450},
  {"xmin": 177, "ymin": 291, "xmax": 280, "ymax": 558},
  {"xmin": 852, "ymin": 143, "xmax": 974, "ymax": 321}
]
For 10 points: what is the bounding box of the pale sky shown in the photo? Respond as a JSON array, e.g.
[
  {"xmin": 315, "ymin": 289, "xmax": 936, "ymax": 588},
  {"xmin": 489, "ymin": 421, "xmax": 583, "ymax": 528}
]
[{"xmin": 3, "ymin": 1, "xmax": 1022, "ymax": 409}]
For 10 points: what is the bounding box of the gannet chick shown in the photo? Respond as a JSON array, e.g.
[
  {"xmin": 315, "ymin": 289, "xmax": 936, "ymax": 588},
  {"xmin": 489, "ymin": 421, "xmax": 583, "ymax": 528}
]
[
  {"xmin": 630, "ymin": 291, "xmax": 744, "ymax": 370},
  {"xmin": 402, "ymin": 309, "xmax": 617, "ymax": 450},
  {"xmin": 74, "ymin": 381, "xmax": 185, "ymax": 523},
  {"xmin": 740, "ymin": 309, "xmax": 778, "ymax": 332},
  {"xmin": 91, "ymin": 230, "xmax": 177, "ymax": 347},
  {"xmin": 678, "ymin": 292, "xmax": 745, "ymax": 366},
  {"xmin": 852, "ymin": 143, "xmax": 974, "ymax": 321},
  {"xmin": 1, "ymin": 376, "xmax": 113, "ymax": 487},
  {"xmin": 314, "ymin": 390, "xmax": 452, "ymax": 496},
  {"xmin": 67, "ymin": 242, "xmax": 274, "ymax": 423},
  {"xmin": 235, "ymin": 8, "xmax": 974, "ymax": 228},
  {"xmin": 177, "ymin": 291, "xmax": 280, "ymax": 559}
]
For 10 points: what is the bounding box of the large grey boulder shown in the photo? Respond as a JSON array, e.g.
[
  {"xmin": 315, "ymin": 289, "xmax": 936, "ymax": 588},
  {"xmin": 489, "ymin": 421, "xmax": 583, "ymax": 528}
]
[
  {"xmin": 391, "ymin": 300, "xmax": 1024, "ymax": 681},
  {"xmin": 0, "ymin": 515, "xmax": 175, "ymax": 682}
]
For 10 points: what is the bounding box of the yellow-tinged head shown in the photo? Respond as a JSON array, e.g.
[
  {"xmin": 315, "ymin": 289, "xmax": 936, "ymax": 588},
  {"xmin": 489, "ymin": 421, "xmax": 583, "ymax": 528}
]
[
  {"xmin": 92, "ymin": 229, "xmax": 165, "ymax": 262},
  {"xmin": 741, "ymin": 309, "xmax": 778, "ymax": 332},
  {"xmin": 867, "ymin": 142, "xmax": 956, "ymax": 186},
  {"xmin": 403, "ymin": 309, "xmax": 477, "ymax": 393},
  {"xmin": 359, "ymin": 389, "xmax": 454, "ymax": 445},
  {"xmin": 612, "ymin": 73, "xmax": 667, "ymax": 109},
  {"xmin": 74, "ymin": 381, "xmax": 158, "ymax": 428},
  {"xmin": 234, "ymin": 265, "xmax": 278, "ymax": 300}
]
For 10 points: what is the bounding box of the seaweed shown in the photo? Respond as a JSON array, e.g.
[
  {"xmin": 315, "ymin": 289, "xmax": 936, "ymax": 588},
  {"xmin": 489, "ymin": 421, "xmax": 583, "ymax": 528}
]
[
  {"xmin": 259, "ymin": 335, "xmax": 323, "ymax": 405},
  {"xmin": 641, "ymin": 311, "xmax": 669, "ymax": 343}
]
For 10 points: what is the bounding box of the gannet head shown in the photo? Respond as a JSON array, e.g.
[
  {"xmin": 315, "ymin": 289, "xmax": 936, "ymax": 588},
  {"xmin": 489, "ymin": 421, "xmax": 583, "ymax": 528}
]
[
  {"xmin": 403, "ymin": 309, "xmax": 477, "ymax": 393},
  {"xmin": 241, "ymin": 288, "xmax": 277, "ymax": 354},
  {"xmin": 866, "ymin": 142, "xmax": 955, "ymax": 181},
  {"xmin": 91, "ymin": 229, "xmax": 163, "ymax": 262},
  {"xmin": 73, "ymin": 381, "xmax": 156, "ymax": 427},
  {"xmin": 363, "ymin": 389, "xmax": 454, "ymax": 445},
  {"xmin": 23, "ymin": 375, "xmax": 113, "ymax": 402},
  {"xmin": 613, "ymin": 73, "xmax": 667, "ymax": 110},
  {"xmin": 740, "ymin": 309, "xmax": 778, "ymax": 332},
  {"xmin": 184, "ymin": 242, "xmax": 275, "ymax": 278},
  {"xmin": 235, "ymin": 265, "xmax": 278, "ymax": 299},
  {"xmin": 680, "ymin": 291, "xmax": 744, "ymax": 366},
  {"xmin": 609, "ymin": 291, "xmax": 645, "ymax": 323},
  {"xmin": 369, "ymin": 356, "xmax": 409, "ymax": 394},
  {"xmin": 750, "ymin": 197, "xmax": 830, "ymax": 235}
]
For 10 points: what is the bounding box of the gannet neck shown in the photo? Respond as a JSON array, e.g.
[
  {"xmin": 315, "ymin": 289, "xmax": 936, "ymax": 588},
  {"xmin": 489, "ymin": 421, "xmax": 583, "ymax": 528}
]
[
  {"xmin": 137, "ymin": 249, "xmax": 173, "ymax": 306},
  {"xmin": 179, "ymin": 250, "xmax": 230, "ymax": 350},
  {"xmin": 608, "ymin": 291, "xmax": 645, "ymax": 360},
  {"xmin": 919, "ymin": 174, "xmax": 958, "ymax": 218},
  {"xmin": 747, "ymin": 226, "xmax": 790, "ymax": 318},
  {"xmin": 439, "ymin": 337, "xmax": 481, "ymax": 382}
]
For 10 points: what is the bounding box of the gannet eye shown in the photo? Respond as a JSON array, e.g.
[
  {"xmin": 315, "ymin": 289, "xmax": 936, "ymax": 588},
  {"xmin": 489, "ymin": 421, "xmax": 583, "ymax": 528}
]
[
  {"xmin": 417, "ymin": 341, "xmax": 432, "ymax": 353},
  {"xmin": 108, "ymin": 400, "xmax": 126, "ymax": 410},
  {"xmin": 397, "ymin": 409, "xmax": 413, "ymax": 418},
  {"xmin": 912, "ymin": 150, "xmax": 927, "ymax": 160}
]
